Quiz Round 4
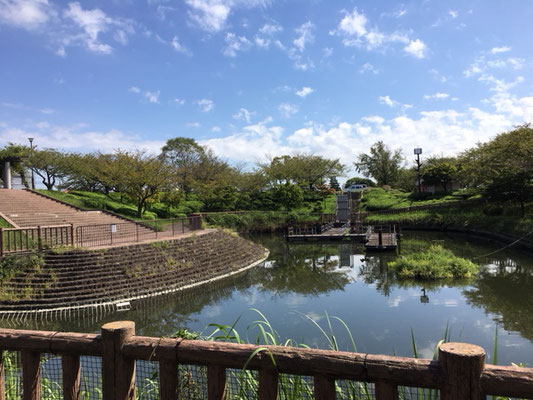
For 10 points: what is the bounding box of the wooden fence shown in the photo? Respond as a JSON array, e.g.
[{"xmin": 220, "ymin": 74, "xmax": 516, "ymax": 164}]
[
  {"xmin": 0, "ymin": 321, "xmax": 532, "ymax": 400},
  {"xmin": 0, "ymin": 225, "xmax": 74, "ymax": 256}
]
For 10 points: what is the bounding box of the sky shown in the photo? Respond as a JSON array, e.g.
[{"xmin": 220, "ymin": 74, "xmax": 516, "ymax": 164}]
[{"xmin": 1, "ymin": 0, "xmax": 532, "ymax": 175}]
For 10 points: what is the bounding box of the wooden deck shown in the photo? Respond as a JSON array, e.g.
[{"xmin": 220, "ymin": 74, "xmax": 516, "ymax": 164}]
[
  {"xmin": 365, "ymin": 230, "xmax": 398, "ymax": 251},
  {"xmin": 287, "ymin": 226, "xmax": 367, "ymax": 242}
]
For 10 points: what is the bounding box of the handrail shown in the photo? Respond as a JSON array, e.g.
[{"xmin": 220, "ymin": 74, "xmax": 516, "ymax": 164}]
[{"xmin": 0, "ymin": 322, "xmax": 532, "ymax": 399}]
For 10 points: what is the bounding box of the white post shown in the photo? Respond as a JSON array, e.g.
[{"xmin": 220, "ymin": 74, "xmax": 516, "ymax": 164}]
[{"xmin": 3, "ymin": 161, "xmax": 11, "ymax": 189}]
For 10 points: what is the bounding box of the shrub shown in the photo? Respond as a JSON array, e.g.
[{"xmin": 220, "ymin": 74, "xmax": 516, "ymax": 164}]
[{"xmin": 388, "ymin": 244, "xmax": 479, "ymax": 280}]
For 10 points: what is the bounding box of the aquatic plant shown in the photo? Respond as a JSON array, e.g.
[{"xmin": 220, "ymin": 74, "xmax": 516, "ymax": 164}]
[{"xmin": 387, "ymin": 244, "xmax": 479, "ymax": 280}]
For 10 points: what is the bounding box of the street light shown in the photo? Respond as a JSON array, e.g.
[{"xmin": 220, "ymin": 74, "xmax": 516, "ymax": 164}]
[
  {"xmin": 414, "ymin": 148, "xmax": 422, "ymax": 196},
  {"xmin": 28, "ymin": 137, "xmax": 35, "ymax": 190}
]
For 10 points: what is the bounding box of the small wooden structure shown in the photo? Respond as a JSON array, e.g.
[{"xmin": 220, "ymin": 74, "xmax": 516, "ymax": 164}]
[
  {"xmin": 0, "ymin": 321, "xmax": 532, "ymax": 399},
  {"xmin": 365, "ymin": 225, "xmax": 398, "ymax": 251}
]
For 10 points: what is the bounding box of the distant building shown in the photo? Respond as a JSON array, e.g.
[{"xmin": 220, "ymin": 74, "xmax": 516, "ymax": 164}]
[{"xmin": 419, "ymin": 179, "xmax": 461, "ymax": 194}]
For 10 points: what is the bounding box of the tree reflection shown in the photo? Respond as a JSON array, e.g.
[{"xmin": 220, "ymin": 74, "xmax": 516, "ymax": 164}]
[
  {"xmin": 463, "ymin": 258, "xmax": 533, "ymax": 341},
  {"xmin": 250, "ymin": 236, "xmax": 356, "ymax": 296}
]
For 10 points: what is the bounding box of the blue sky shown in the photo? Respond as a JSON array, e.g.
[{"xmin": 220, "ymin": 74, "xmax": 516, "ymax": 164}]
[{"xmin": 1, "ymin": 0, "xmax": 532, "ymax": 172}]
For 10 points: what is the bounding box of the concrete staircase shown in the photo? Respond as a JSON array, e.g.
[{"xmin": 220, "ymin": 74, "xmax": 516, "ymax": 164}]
[
  {"xmin": 0, "ymin": 230, "xmax": 267, "ymax": 312},
  {"xmin": 0, "ymin": 189, "xmax": 139, "ymax": 228}
]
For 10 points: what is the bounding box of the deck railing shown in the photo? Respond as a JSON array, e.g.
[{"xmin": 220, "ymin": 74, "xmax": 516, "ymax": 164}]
[{"xmin": 0, "ymin": 321, "xmax": 532, "ymax": 400}]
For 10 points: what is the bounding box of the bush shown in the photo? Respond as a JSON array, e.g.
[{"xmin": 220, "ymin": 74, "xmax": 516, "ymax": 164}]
[{"xmin": 388, "ymin": 244, "xmax": 479, "ymax": 280}]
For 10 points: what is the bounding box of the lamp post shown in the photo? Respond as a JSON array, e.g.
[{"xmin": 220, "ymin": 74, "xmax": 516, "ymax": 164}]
[
  {"xmin": 28, "ymin": 137, "xmax": 35, "ymax": 190},
  {"xmin": 414, "ymin": 148, "xmax": 422, "ymax": 197}
]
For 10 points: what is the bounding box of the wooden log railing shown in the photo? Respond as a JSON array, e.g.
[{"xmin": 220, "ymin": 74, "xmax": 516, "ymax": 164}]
[
  {"xmin": 0, "ymin": 321, "xmax": 532, "ymax": 400},
  {"xmin": 0, "ymin": 224, "xmax": 74, "ymax": 256}
]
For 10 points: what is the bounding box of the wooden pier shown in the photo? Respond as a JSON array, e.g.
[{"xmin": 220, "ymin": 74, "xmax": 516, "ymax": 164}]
[
  {"xmin": 287, "ymin": 223, "xmax": 398, "ymax": 251},
  {"xmin": 364, "ymin": 225, "xmax": 398, "ymax": 251}
]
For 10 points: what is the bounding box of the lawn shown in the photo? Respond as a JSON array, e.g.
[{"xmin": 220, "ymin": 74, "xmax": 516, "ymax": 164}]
[{"xmin": 359, "ymin": 187, "xmax": 478, "ymax": 212}]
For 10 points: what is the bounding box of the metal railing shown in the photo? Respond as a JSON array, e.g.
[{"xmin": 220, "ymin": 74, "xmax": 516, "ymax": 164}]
[
  {"xmin": 75, "ymin": 216, "xmax": 203, "ymax": 248},
  {"xmin": 0, "ymin": 321, "xmax": 532, "ymax": 399},
  {"xmin": 0, "ymin": 216, "xmax": 204, "ymax": 254},
  {"xmin": 0, "ymin": 225, "xmax": 74, "ymax": 256}
]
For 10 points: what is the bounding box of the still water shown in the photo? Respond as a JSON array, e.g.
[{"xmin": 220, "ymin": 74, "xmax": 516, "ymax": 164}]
[{"xmin": 4, "ymin": 231, "xmax": 533, "ymax": 366}]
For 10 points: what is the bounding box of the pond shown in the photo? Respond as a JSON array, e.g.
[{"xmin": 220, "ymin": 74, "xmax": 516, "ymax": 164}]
[{"xmin": 3, "ymin": 231, "xmax": 533, "ymax": 367}]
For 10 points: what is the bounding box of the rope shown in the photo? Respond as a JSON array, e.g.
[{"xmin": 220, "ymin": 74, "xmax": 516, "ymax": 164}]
[{"xmin": 472, "ymin": 229, "xmax": 533, "ymax": 260}]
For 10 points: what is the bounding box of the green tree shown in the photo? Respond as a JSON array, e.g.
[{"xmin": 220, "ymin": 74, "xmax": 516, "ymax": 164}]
[
  {"xmin": 460, "ymin": 124, "xmax": 533, "ymax": 216},
  {"xmin": 161, "ymin": 137, "xmax": 206, "ymax": 194},
  {"xmin": 273, "ymin": 184, "xmax": 303, "ymax": 211},
  {"xmin": 27, "ymin": 148, "xmax": 69, "ymax": 190},
  {"xmin": 421, "ymin": 158, "xmax": 458, "ymax": 192},
  {"xmin": 354, "ymin": 141, "xmax": 404, "ymax": 186},
  {"xmin": 118, "ymin": 150, "xmax": 175, "ymax": 217},
  {"xmin": 344, "ymin": 177, "xmax": 376, "ymax": 188},
  {"xmin": 329, "ymin": 176, "xmax": 341, "ymax": 191},
  {"xmin": 0, "ymin": 143, "xmax": 30, "ymax": 187}
]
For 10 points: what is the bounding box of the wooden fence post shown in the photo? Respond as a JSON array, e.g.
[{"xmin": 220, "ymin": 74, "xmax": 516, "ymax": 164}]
[
  {"xmin": 102, "ymin": 321, "xmax": 136, "ymax": 400},
  {"xmin": 21, "ymin": 350, "xmax": 41, "ymax": 400},
  {"xmin": 258, "ymin": 369, "xmax": 278, "ymax": 400},
  {"xmin": 0, "ymin": 351, "xmax": 5, "ymax": 400},
  {"xmin": 375, "ymin": 382, "xmax": 398, "ymax": 400},
  {"xmin": 314, "ymin": 374, "xmax": 335, "ymax": 400},
  {"xmin": 207, "ymin": 365, "xmax": 226, "ymax": 400},
  {"xmin": 159, "ymin": 360, "xmax": 179, "ymax": 400},
  {"xmin": 62, "ymin": 354, "xmax": 81, "ymax": 400},
  {"xmin": 439, "ymin": 342, "xmax": 485, "ymax": 400}
]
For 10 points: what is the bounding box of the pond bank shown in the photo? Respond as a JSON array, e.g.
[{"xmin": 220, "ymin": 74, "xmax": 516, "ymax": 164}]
[{"xmin": 0, "ymin": 229, "xmax": 268, "ymax": 318}]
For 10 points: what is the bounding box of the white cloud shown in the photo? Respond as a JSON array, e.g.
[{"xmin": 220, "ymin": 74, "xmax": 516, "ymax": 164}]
[
  {"xmin": 295, "ymin": 87, "xmax": 314, "ymax": 98},
  {"xmin": 223, "ymin": 32, "xmax": 251, "ymax": 57},
  {"xmin": 378, "ymin": 95, "xmax": 397, "ymax": 107},
  {"xmin": 293, "ymin": 21, "xmax": 314, "ymax": 52},
  {"xmin": 0, "ymin": 0, "xmax": 56, "ymax": 30},
  {"xmin": 0, "ymin": 123, "xmax": 164, "ymax": 154},
  {"xmin": 278, "ymin": 103, "xmax": 299, "ymax": 118},
  {"xmin": 184, "ymin": 0, "xmax": 271, "ymax": 32},
  {"xmin": 429, "ymin": 69, "xmax": 447, "ymax": 83},
  {"xmin": 259, "ymin": 22, "xmax": 282, "ymax": 36},
  {"xmin": 424, "ymin": 92, "xmax": 450, "ymax": 100},
  {"xmin": 491, "ymin": 46, "xmax": 511, "ymax": 54},
  {"xmin": 129, "ymin": 86, "xmax": 141, "ymax": 93},
  {"xmin": 186, "ymin": 122, "xmax": 201, "ymax": 128},
  {"xmin": 63, "ymin": 2, "xmax": 134, "ymax": 54},
  {"xmin": 334, "ymin": 7, "xmax": 423, "ymax": 55},
  {"xmin": 171, "ymin": 36, "xmax": 189, "ymax": 54},
  {"xmin": 360, "ymin": 62, "xmax": 379, "ymax": 75},
  {"xmin": 195, "ymin": 98, "xmax": 214, "ymax": 112},
  {"xmin": 173, "ymin": 98, "xmax": 185, "ymax": 106},
  {"xmin": 449, "ymin": 10, "xmax": 458, "ymax": 19},
  {"xmin": 232, "ymin": 107, "xmax": 255, "ymax": 123},
  {"xmin": 211, "ymin": 126, "xmax": 221, "ymax": 132},
  {"xmin": 144, "ymin": 90, "xmax": 160, "ymax": 104},
  {"xmin": 323, "ymin": 47, "xmax": 333, "ymax": 58},
  {"xmin": 404, "ymin": 39, "xmax": 426, "ymax": 59}
]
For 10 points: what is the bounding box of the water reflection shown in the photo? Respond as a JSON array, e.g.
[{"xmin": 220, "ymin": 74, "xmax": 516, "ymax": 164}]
[{"xmin": 1, "ymin": 231, "xmax": 532, "ymax": 365}]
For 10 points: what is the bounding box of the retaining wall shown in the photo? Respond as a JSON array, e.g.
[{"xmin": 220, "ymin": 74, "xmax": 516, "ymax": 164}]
[{"xmin": 0, "ymin": 229, "xmax": 268, "ymax": 315}]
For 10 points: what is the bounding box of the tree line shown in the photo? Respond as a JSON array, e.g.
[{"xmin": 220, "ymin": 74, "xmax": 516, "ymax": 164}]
[
  {"xmin": 353, "ymin": 124, "xmax": 532, "ymax": 216},
  {"xmin": 0, "ymin": 138, "xmax": 345, "ymax": 217},
  {"xmin": 0, "ymin": 124, "xmax": 531, "ymax": 217}
]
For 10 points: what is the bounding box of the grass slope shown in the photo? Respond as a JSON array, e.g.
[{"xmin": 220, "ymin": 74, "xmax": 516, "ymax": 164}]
[{"xmin": 360, "ymin": 187, "xmax": 478, "ymax": 212}]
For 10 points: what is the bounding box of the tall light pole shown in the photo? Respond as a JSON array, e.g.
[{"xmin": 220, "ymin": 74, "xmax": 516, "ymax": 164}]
[
  {"xmin": 28, "ymin": 137, "xmax": 35, "ymax": 190},
  {"xmin": 414, "ymin": 147, "xmax": 422, "ymax": 197}
]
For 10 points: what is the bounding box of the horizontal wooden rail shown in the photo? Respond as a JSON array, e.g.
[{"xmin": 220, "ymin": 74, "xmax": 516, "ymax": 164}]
[{"xmin": 0, "ymin": 322, "xmax": 532, "ymax": 400}]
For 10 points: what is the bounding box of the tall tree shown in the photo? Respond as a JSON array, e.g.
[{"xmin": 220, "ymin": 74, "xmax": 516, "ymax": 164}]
[
  {"xmin": 118, "ymin": 150, "xmax": 175, "ymax": 217},
  {"xmin": 161, "ymin": 137, "xmax": 205, "ymax": 194},
  {"xmin": 421, "ymin": 157, "xmax": 458, "ymax": 192},
  {"xmin": 460, "ymin": 124, "xmax": 533, "ymax": 216},
  {"xmin": 27, "ymin": 149, "xmax": 68, "ymax": 190},
  {"xmin": 354, "ymin": 141, "xmax": 403, "ymax": 186}
]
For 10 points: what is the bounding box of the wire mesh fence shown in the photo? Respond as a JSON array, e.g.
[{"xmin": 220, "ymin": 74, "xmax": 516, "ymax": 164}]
[{"xmin": 2, "ymin": 351, "xmax": 525, "ymax": 400}]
